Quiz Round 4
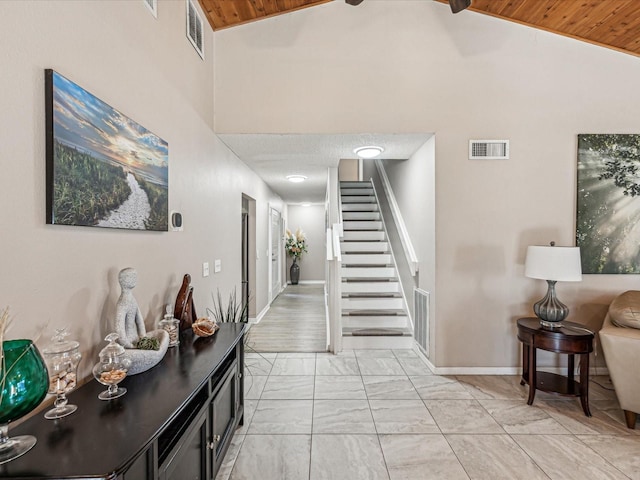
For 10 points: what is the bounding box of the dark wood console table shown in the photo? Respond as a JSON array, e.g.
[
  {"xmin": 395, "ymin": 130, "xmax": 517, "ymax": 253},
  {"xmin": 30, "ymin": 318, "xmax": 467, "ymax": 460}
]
[
  {"xmin": 2, "ymin": 323, "xmax": 246, "ymax": 479},
  {"xmin": 517, "ymin": 317, "xmax": 593, "ymax": 417}
]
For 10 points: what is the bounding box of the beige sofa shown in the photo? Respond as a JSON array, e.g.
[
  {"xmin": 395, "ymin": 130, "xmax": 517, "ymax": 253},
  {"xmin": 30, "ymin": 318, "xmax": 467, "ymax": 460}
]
[{"xmin": 599, "ymin": 290, "xmax": 640, "ymax": 429}]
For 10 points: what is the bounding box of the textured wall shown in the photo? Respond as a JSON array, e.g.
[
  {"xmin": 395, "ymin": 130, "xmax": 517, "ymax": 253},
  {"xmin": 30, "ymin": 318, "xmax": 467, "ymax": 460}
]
[{"xmin": 0, "ymin": 0, "xmax": 282, "ymax": 377}]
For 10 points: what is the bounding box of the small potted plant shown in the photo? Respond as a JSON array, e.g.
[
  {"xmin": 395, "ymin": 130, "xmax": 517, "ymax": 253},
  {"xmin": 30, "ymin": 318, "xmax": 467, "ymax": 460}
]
[{"xmin": 285, "ymin": 228, "xmax": 307, "ymax": 285}]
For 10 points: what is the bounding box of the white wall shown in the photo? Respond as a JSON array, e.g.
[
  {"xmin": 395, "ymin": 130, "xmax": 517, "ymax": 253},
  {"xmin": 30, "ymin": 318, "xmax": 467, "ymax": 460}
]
[
  {"xmin": 213, "ymin": 1, "xmax": 640, "ymax": 368},
  {"xmin": 0, "ymin": 0, "xmax": 282, "ymax": 376},
  {"xmin": 286, "ymin": 204, "xmax": 325, "ymax": 282}
]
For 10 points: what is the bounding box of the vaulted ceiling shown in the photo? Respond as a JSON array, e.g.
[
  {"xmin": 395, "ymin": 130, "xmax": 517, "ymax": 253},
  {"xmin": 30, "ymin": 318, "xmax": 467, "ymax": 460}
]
[{"xmin": 199, "ymin": 0, "xmax": 640, "ymax": 57}]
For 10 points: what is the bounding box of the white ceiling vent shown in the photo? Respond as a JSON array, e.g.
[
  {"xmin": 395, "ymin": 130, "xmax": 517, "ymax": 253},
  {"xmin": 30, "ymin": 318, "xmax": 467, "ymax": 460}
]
[
  {"xmin": 143, "ymin": 0, "xmax": 157, "ymax": 18},
  {"xmin": 469, "ymin": 140, "xmax": 509, "ymax": 160},
  {"xmin": 186, "ymin": 0, "xmax": 204, "ymax": 59}
]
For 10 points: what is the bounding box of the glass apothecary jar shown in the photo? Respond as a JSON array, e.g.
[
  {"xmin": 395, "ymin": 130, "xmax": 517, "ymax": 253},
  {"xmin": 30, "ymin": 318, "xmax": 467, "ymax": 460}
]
[
  {"xmin": 92, "ymin": 333, "xmax": 131, "ymax": 401},
  {"xmin": 42, "ymin": 329, "xmax": 82, "ymax": 420},
  {"xmin": 159, "ymin": 314, "xmax": 179, "ymax": 347}
]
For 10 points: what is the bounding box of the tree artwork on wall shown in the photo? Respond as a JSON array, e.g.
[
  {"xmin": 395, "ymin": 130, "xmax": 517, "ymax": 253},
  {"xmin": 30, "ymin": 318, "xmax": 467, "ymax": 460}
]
[
  {"xmin": 45, "ymin": 70, "xmax": 169, "ymax": 231},
  {"xmin": 576, "ymin": 134, "xmax": 640, "ymax": 273}
]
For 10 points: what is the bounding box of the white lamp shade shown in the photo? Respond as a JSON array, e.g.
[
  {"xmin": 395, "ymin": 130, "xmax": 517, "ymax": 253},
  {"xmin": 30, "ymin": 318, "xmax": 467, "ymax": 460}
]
[{"xmin": 525, "ymin": 245, "xmax": 582, "ymax": 282}]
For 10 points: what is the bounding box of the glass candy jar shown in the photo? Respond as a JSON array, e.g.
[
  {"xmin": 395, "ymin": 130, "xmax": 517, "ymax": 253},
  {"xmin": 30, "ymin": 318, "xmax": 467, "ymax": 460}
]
[
  {"xmin": 159, "ymin": 314, "xmax": 179, "ymax": 347},
  {"xmin": 42, "ymin": 329, "xmax": 82, "ymax": 419},
  {"xmin": 92, "ymin": 333, "xmax": 131, "ymax": 401}
]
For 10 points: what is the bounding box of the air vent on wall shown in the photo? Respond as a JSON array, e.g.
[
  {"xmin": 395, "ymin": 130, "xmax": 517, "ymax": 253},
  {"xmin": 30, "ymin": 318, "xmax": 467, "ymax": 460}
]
[
  {"xmin": 186, "ymin": 0, "xmax": 204, "ymax": 59},
  {"xmin": 143, "ymin": 0, "xmax": 157, "ymax": 18},
  {"xmin": 469, "ymin": 140, "xmax": 510, "ymax": 160}
]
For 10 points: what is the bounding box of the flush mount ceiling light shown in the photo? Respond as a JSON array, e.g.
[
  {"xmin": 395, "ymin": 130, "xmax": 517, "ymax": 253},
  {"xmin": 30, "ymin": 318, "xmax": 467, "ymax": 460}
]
[
  {"xmin": 286, "ymin": 175, "xmax": 307, "ymax": 183},
  {"xmin": 354, "ymin": 145, "xmax": 384, "ymax": 159}
]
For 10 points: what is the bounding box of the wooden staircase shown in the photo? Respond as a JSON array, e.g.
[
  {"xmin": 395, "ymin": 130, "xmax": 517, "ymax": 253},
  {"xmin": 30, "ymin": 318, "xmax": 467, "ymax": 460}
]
[{"xmin": 340, "ymin": 181, "xmax": 413, "ymax": 349}]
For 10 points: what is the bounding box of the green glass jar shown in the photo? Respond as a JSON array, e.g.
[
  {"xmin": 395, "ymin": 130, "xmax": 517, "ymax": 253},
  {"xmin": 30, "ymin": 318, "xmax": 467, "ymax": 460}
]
[{"xmin": 0, "ymin": 339, "xmax": 49, "ymax": 464}]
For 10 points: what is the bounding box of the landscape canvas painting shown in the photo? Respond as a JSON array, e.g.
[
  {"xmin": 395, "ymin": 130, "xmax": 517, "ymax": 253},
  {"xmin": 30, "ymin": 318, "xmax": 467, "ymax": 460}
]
[
  {"xmin": 45, "ymin": 70, "xmax": 168, "ymax": 231},
  {"xmin": 576, "ymin": 134, "xmax": 640, "ymax": 273}
]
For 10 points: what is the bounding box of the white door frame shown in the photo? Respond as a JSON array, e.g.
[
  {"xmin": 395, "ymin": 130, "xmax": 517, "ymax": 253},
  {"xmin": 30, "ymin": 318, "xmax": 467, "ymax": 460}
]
[{"xmin": 268, "ymin": 206, "xmax": 283, "ymax": 302}]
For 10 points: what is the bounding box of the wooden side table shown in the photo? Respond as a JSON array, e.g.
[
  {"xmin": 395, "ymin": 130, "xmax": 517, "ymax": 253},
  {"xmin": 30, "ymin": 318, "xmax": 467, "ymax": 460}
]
[{"xmin": 517, "ymin": 317, "xmax": 594, "ymax": 416}]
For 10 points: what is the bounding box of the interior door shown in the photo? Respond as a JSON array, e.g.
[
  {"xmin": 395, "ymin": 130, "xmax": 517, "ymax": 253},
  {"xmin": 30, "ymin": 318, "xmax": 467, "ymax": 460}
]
[
  {"xmin": 241, "ymin": 197, "xmax": 249, "ymax": 321},
  {"xmin": 270, "ymin": 208, "xmax": 282, "ymax": 299}
]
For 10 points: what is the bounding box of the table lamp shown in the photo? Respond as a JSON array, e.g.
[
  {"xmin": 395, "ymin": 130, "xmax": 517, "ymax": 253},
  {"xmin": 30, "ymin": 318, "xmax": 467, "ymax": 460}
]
[{"xmin": 524, "ymin": 242, "xmax": 582, "ymax": 329}]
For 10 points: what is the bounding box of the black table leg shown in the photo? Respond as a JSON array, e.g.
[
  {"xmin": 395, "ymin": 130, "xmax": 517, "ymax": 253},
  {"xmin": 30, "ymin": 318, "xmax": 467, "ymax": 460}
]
[
  {"xmin": 520, "ymin": 344, "xmax": 529, "ymax": 386},
  {"xmin": 579, "ymin": 353, "xmax": 591, "ymax": 417},
  {"xmin": 527, "ymin": 345, "xmax": 537, "ymax": 405}
]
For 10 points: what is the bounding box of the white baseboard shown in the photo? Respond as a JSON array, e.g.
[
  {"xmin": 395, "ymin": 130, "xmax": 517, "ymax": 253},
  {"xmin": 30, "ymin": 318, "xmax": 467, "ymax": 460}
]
[
  {"xmin": 249, "ymin": 303, "xmax": 270, "ymax": 325},
  {"xmin": 288, "ymin": 280, "xmax": 326, "ymax": 285},
  {"xmin": 412, "ymin": 342, "xmax": 608, "ymax": 376}
]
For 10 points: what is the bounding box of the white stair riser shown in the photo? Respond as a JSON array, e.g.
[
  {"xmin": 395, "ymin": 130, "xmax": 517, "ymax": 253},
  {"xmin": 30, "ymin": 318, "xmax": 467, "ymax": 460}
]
[
  {"xmin": 342, "ymin": 336, "xmax": 414, "ymax": 350},
  {"xmin": 342, "ymin": 267, "xmax": 396, "ymax": 278},
  {"xmin": 343, "ymin": 221, "xmax": 382, "ymax": 231},
  {"xmin": 342, "ymin": 282, "xmax": 400, "ymax": 294},
  {"xmin": 342, "ymin": 196, "xmax": 376, "ymax": 203},
  {"xmin": 341, "ymin": 242, "xmax": 389, "ymax": 253},
  {"xmin": 342, "ymin": 231, "xmax": 386, "ymax": 241},
  {"xmin": 341, "ymin": 188, "xmax": 374, "ymax": 196},
  {"xmin": 340, "ymin": 182, "xmax": 371, "ymax": 188},
  {"xmin": 343, "ymin": 212, "xmax": 381, "ymax": 221},
  {"xmin": 341, "ymin": 204, "xmax": 379, "ymax": 212},
  {"xmin": 342, "ymin": 316, "xmax": 409, "ymax": 329},
  {"xmin": 342, "ymin": 298, "xmax": 405, "ymax": 310},
  {"xmin": 342, "ymin": 254, "xmax": 391, "ymax": 265}
]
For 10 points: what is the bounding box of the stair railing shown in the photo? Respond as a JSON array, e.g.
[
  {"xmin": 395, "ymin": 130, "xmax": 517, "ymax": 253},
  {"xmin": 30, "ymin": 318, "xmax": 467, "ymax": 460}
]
[
  {"xmin": 374, "ymin": 159, "xmax": 419, "ymax": 276},
  {"xmin": 325, "ymin": 167, "xmax": 343, "ymax": 353}
]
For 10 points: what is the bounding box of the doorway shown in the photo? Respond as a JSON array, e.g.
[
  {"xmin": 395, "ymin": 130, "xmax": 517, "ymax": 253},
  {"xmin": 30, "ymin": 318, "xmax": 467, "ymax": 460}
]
[
  {"xmin": 242, "ymin": 194, "xmax": 256, "ymax": 319},
  {"xmin": 269, "ymin": 207, "xmax": 283, "ymax": 302}
]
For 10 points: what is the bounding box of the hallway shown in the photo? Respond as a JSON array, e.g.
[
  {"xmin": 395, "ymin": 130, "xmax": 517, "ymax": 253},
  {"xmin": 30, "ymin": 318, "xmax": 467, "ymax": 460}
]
[{"xmin": 246, "ymin": 284, "xmax": 327, "ymax": 352}]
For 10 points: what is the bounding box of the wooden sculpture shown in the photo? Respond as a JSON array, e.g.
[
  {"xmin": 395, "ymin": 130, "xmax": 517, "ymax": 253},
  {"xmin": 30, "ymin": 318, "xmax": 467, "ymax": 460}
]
[{"xmin": 174, "ymin": 274, "xmax": 197, "ymax": 331}]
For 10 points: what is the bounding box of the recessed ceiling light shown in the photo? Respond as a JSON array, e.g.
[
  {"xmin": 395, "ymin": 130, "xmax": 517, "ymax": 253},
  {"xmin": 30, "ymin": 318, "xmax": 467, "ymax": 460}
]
[
  {"xmin": 354, "ymin": 145, "xmax": 384, "ymax": 159},
  {"xmin": 286, "ymin": 175, "xmax": 307, "ymax": 183}
]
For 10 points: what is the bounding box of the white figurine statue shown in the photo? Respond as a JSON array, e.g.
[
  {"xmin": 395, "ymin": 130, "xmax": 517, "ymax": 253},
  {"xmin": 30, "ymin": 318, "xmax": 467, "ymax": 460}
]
[
  {"xmin": 113, "ymin": 267, "xmax": 169, "ymax": 375},
  {"xmin": 115, "ymin": 268, "xmax": 147, "ymax": 348}
]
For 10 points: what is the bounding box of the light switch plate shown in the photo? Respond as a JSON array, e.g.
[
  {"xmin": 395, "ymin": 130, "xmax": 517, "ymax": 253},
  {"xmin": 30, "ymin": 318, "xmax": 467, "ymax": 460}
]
[
  {"xmin": 202, "ymin": 262, "xmax": 210, "ymax": 277},
  {"xmin": 214, "ymin": 259, "xmax": 221, "ymax": 273}
]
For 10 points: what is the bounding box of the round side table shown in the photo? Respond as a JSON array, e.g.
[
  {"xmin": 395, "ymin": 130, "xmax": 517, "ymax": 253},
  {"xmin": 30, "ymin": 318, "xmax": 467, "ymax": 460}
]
[{"xmin": 517, "ymin": 317, "xmax": 594, "ymax": 417}]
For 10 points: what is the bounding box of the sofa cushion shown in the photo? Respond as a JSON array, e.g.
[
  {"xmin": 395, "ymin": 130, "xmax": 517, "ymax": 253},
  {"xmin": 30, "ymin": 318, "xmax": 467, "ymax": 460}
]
[{"xmin": 609, "ymin": 290, "xmax": 640, "ymax": 329}]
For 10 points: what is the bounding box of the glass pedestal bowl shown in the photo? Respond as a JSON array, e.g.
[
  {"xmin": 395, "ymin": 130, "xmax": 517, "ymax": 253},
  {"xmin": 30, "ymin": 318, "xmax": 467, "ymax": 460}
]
[
  {"xmin": 92, "ymin": 333, "xmax": 131, "ymax": 401},
  {"xmin": 0, "ymin": 339, "xmax": 49, "ymax": 465}
]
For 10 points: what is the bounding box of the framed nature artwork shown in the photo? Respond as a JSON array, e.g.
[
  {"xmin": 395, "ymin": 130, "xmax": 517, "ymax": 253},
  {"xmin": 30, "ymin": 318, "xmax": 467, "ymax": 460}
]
[
  {"xmin": 576, "ymin": 134, "xmax": 640, "ymax": 273},
  {"xmin": 45, "ymin": 69, "xmax": 168, "ymax": 231}
]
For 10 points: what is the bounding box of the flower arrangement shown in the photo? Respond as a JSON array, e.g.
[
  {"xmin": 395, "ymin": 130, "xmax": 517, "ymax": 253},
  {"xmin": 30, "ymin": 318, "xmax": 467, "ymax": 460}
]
[{"xmin": 285, "ymin": 228, "xmax": 308, "ymax": 259}]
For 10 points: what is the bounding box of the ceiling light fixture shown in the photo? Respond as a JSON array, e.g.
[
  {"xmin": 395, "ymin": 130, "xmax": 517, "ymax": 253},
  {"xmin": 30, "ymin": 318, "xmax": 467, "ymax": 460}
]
[
  {"xmin": 286, "ymin": 175, "xmax": 307, "ymax": 183},
  {"xmin": 301, "ymin": 203, "xmax": 311, "ymax": 207},
  {"xmin": 354, "ymin": 145, "xmax": 384, "ymax": 159}
]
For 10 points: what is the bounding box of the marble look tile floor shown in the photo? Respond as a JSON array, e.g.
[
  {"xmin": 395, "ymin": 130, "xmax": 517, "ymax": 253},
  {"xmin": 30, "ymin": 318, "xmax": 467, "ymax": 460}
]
[{"xmin": 218, "ymin": 350, "xmax": 640, "ymax": 480}]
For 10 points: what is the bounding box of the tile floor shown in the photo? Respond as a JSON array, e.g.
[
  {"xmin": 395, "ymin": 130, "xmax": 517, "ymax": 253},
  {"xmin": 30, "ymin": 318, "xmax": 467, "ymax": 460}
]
[{"xmin": 216, "ymin": 349, "xmax": 640, "ymax": 480}]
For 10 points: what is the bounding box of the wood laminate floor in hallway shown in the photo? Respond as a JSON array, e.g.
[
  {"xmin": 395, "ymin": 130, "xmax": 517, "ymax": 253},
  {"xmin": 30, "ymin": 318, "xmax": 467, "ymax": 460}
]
[{"xmin": 246, "ymin": 284, "xmax": 327, "ymax": 353}]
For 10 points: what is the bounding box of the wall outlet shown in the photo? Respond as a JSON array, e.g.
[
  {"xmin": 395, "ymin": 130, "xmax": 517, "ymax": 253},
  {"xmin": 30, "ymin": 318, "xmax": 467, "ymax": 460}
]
[
  {"xmin": 214, "ymin": 259, "xmax": 221, "ymax": 273},
  {"xmin": 202, "ymin": 262, "xmax": 210, "ymax": 277}
]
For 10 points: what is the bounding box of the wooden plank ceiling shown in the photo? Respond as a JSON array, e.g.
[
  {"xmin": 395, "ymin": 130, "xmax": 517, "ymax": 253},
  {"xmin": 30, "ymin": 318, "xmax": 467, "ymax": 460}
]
[
  {"xmin": 455, "ymin": 0, "xmax": 640, "ymax": 57},
  {"xmin": 199, "ymin": 0, "xmax": 640, "ymax": 57},
  {"xmin": 198, "ymin": 0, "xmax": 331, "ymax": 30}
]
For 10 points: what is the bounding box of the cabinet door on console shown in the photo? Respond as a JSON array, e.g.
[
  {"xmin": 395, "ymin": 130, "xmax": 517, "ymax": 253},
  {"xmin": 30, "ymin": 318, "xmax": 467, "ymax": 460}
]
[
  {"xmin": 210, "ymin": 361, "xmax": 240, "ymax": 476},
  {"xmin": 123, "ymin": 448, "xmax": 154, "ymax": 480},
  {"xmin": 159, "ymin": 407, "xmax": 209, "ymax": 480}
]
